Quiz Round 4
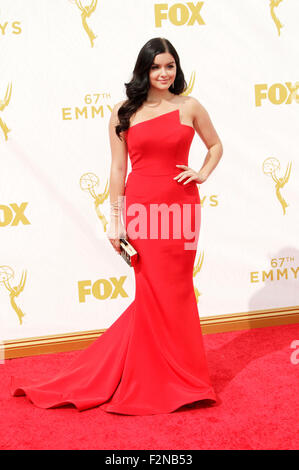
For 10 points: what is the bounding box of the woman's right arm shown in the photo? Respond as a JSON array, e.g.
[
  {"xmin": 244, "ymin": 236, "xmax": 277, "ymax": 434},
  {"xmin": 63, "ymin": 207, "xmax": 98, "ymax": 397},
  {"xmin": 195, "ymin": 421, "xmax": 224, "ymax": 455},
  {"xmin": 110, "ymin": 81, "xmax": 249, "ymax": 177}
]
[{"xmin": 107, "ymin": 101, "xmax": 128, "ymax": 254}]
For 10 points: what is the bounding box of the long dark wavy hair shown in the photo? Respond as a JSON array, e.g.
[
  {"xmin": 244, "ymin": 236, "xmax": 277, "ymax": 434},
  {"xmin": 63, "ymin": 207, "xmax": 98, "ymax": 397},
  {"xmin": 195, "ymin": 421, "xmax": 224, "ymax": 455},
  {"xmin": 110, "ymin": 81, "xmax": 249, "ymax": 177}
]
[{"xmin": 115, "ymin": 37, "xmax": 187, "ymax": 141}]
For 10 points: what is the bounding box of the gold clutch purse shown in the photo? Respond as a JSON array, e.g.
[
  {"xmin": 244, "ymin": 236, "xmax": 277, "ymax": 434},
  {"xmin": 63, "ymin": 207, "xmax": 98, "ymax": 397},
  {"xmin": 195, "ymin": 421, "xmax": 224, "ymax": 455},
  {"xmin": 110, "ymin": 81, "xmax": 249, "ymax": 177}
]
[{"xmin": 119, "ymin": 238, "xmax": 138, "ymax": 267}]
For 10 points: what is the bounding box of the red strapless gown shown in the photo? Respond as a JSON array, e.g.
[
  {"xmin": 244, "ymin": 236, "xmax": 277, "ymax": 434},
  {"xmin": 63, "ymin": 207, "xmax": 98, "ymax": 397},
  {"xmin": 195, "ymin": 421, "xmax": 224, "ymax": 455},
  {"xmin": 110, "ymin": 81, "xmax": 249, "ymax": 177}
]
[{"xmin": 10, "ymin": 109, "xmax": 218, "ymax": 415}]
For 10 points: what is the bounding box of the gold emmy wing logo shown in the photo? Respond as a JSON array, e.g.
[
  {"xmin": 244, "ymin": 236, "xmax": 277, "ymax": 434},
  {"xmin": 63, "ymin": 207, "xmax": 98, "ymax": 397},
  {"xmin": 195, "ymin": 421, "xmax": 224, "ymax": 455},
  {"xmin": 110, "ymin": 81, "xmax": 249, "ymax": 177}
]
[
  {"xmin": 69, "ymin": 0, "xmax": 98, "ymax": 47},
  {"xmin": 0, "ymin": 266, "xmax": 27, "ymax": 325},
  {"xmin": 263, "ymin": 157, "xmax": 292, "ymax": 215},
  {"xmin": 193, "ymin": 251, "xmax": 204, "ymax": 303},
  {"xmin": 269, "ymin": 0, "xmax": 284, "ymax": 36},
  {"xmin": 181, "ymin": 71, "xmax": 196, "ymax": 96},
  {"xmin": 80, "ymin": 172, "xmax": 109, "ymax": 231},
  {"xmin": 0, "ymin": 82, "xmax": 12, "ymax": 141}
]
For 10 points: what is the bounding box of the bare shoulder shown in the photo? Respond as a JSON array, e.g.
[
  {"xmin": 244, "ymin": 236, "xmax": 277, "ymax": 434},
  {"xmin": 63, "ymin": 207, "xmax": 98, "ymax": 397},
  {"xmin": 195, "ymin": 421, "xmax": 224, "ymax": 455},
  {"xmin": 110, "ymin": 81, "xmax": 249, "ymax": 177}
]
[
  {"xmin": 108, "ymin": 100, "xmax": 128, "ymax": 148},
  {"xmin": 109, "ymin": 101, "xmax": 128, "ymax": 137},
  {"xmin": 110, "ymin": 100, "xmax": 126, "ymax": 120},
  {"xmin": 186, "ymin": 96, "xmax": 222, "ymax": 148},
  {"xmin": 175, "ymin": 95, "xmax": 206, "ymax": 121},
  {"xmin": 114, "ymin": 99, "xmax": 126, "ymax": 112},
  {"xmin": 186, "ymin": 96, "xmax": 209, "ymax": 117}
]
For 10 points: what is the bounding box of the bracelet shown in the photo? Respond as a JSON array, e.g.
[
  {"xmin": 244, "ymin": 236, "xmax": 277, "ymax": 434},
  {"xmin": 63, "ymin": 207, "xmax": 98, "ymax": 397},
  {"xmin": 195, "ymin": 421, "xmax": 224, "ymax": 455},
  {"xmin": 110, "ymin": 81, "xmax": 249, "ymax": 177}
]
[{"xmin": 110, "ymin": 199, "xmax": 124, "ymax": 217}]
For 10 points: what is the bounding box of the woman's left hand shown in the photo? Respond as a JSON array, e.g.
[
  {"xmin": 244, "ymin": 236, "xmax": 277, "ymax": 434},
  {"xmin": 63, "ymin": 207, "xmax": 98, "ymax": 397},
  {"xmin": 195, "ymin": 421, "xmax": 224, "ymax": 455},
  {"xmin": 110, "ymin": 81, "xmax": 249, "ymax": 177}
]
[{"xmin": 173, "ymin": 165, "xmax": 208, "ymax": 185}]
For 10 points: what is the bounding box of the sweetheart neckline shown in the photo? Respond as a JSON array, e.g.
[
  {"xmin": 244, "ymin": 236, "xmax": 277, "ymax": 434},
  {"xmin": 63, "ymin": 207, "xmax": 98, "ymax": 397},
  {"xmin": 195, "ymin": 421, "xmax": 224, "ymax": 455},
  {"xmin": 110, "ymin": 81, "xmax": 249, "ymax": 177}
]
[{"xmin": 127, "ymin": 109, "xmax": 194, "ymax": 132}]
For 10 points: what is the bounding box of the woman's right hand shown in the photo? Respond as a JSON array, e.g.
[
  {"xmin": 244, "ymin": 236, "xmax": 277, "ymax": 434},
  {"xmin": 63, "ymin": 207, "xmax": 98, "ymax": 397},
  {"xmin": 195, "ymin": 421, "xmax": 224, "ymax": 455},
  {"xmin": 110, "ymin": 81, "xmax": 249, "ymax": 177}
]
[{"xmin": 107, "ymin": 216, "xmax": 128, "ymax": 254}]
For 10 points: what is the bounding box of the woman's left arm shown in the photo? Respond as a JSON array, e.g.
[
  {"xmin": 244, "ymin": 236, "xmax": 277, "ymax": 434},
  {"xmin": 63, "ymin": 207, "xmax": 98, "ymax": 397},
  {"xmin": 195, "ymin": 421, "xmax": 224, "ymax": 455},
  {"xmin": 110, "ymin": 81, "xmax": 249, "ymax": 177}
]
[{"xmin": 174, "ymin": 97, "xmax": 223, "ymax": 185}]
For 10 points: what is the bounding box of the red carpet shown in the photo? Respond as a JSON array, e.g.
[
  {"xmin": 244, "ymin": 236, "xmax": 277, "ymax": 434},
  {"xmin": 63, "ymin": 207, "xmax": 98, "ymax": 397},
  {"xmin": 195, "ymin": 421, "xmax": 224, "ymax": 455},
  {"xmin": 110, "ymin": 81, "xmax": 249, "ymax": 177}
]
[{"xmin": 0, "ymin": 323, "xmax": 298, "ymax": 450}]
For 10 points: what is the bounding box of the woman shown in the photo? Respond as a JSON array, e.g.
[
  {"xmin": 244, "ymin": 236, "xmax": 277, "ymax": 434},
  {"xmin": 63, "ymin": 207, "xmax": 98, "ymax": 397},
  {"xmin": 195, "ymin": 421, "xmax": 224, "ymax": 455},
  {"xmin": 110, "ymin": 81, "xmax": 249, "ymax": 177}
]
[{"xmin": 10, "ymin": 37, "xmax": 223, "ymax": 415}]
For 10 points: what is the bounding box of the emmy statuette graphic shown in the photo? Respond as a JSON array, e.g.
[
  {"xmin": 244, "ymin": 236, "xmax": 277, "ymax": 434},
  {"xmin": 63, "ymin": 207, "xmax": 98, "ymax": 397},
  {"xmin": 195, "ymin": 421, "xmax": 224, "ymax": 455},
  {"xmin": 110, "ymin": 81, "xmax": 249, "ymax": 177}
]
[
  {"xmin": 193, "ymin": 251, "xmax": 204, "ymax": 303},
  {"xmin": 80, "ymin": 172, "xmax": 109, "ymax": 231},
  {"xmin": 269, "ymin": 0, "xmax": 284, "ymax": 36},
  {"xmin": 263, "ymin": 157, "xmax": 292, "ymax": 215},
  {"xmin": 0, "ymin": 266, "xmax": 27, "ymax": 325},
  {"xmin": 69, "ymin": 0, "xmax": 98, "ymax": 47},
  {"xmin": 182, "ymin": 71, "xmax": 196, "ymax": 96},
  {"xmin": 0, "ymin": 82, "xmax": 12, "ymax": 141}
]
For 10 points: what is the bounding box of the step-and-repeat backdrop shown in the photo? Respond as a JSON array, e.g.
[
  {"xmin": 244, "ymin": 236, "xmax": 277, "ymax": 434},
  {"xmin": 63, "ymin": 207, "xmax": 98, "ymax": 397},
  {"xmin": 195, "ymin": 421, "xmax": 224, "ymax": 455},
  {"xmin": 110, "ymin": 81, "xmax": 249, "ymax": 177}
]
[{"xmin": 1, "ymin": 0, "xmax": 298, "ymax": 341}]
